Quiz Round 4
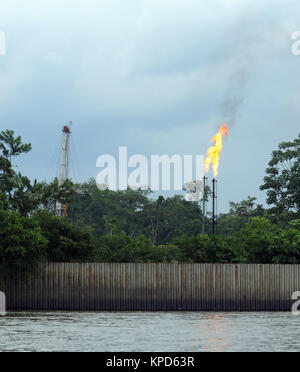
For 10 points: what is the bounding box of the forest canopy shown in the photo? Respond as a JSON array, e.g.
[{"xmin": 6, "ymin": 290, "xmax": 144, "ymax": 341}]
[{"xmin": 0, "ymin": 130, "xmax": 300, "ymax": 275}]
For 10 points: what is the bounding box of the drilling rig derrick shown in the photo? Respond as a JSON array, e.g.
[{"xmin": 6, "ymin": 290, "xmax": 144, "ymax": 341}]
[{"xmin": 56, "ymin": 122, "xmax": 72, "ymax": 217}]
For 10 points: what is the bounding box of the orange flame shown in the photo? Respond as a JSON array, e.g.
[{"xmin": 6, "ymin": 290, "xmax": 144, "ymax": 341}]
[{"xmin": 205, "ymin": 124, "xmax": 229, "ymax": 178}]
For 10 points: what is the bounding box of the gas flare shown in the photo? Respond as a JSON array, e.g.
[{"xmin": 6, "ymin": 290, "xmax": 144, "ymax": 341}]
[{"xmin": 205, "ymin": 124, "xmax": 229, "ymax": 178}]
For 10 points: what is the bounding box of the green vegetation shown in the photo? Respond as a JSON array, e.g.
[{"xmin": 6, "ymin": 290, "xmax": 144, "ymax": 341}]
[{"xmin": 0, "ymin": 130, "xmax": 300, "ymax": 275}]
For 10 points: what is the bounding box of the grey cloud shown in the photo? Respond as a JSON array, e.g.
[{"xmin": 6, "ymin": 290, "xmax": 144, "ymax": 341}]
[{"xmin": 0, "ymin": 0, "xmax": 300, "ymax": 212}]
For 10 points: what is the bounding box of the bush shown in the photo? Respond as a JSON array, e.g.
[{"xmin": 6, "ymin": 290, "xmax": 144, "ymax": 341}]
[
  {"xmin": 233, "ymin": 217, "xmax": 300, "ymax": 264},
  {"xmin": 35, "ymin": 211, "xmax": 96, "ymax": 262},
  {"xmin": 172, "ymin": 234, "xmax": 248, "ymax": 263},
  {"xmin": 0, "ymin": 209, "xmax": 47, "ymax": 276}
]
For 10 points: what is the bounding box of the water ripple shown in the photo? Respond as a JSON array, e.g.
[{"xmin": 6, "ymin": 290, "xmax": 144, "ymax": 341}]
[{"xmin": 0, "ymin": 312, "xmax": 299, "ymax": 352}]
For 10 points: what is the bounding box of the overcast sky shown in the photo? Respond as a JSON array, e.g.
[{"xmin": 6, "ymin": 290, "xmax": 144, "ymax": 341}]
[{"xmin": 0, "ymin": 0, "xmax": 299, "ymax": 212}]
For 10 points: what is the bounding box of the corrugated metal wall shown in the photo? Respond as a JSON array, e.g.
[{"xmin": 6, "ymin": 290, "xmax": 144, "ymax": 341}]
[{"xmin": 1, "ymin": 263, "xmax": 300, "ymax": 311}]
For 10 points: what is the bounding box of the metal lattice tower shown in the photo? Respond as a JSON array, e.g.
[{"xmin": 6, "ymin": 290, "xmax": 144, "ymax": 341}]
[{"xmin": 56, "ymin": 122, "xmax": 72, "ymax": 217}]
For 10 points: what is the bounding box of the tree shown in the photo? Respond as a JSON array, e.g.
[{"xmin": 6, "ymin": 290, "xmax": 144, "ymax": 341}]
[
  {"xmin": 234, "ymin": 217, "xmax": 300, "ymax": 264},
  {"xmin": 288, "ymin": 219, "xmax": 300, "ymax": 231},
  {"xmin": 218, "ymin": 197, "xmax": 265, "ymax": 235},
  {"xmin": 0, "ymin": 130, "xmax": 32, "ymax": 209},
  {"xmin": 172, "ymin": 234, "xmax": 248, "ymax": 263},
  {"xmin": 0, "ymin": 130, "xmax": 75, "ymax": 216},
  {"xmin": 68, "ymin": 180, "xmax": 151, "ymax": 236},
  {"xmin": 35, "ymin": 210, "xmax": 96, "ymax": 262},
  {"xmin": 39, "ymin": 178, "xmax": 75, "ymax": 213},
  {"xmin": 260, "ymin": 134, "xmax": 300, "ymax": 217},
  {"xmin": 268, "ymin": 227, "xmax": 300, "ymax": 264},
  {"xmin": 141, "ymin": 195, "xmax": 203, "ymax": 245},
  {"xmin": 0, "ymin": 129, "xmax": 31, "ymax": 161},
  {"xmin": 0, "ymin": 207, "xmax": 47, "ymax": 276},
  {"xmin": 234, "ymin": 217, "xmax": 277, "ymax": 263}
]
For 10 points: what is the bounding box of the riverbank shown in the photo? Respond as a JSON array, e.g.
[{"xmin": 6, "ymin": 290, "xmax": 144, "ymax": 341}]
[{"xmin": 1, "ymin": 263, "xmax": 299, "ymax": 312}]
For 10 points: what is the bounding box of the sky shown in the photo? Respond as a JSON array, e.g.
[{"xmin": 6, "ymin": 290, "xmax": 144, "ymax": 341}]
[{"xmin": 0, "ymin": 0, "xmax": 299, "ymax": 212}]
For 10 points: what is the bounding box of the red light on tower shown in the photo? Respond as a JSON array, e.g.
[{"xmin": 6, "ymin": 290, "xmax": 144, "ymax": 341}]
[{"xmin": 63, "ymin": 122, "xmax": 72, "ymax": 134}]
